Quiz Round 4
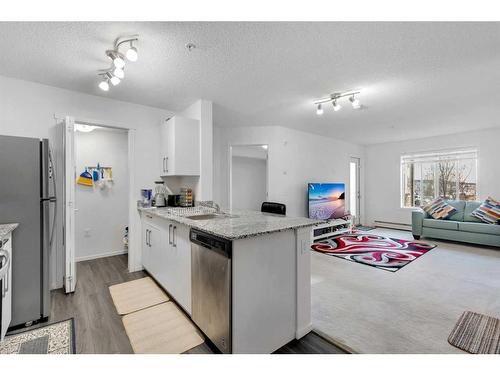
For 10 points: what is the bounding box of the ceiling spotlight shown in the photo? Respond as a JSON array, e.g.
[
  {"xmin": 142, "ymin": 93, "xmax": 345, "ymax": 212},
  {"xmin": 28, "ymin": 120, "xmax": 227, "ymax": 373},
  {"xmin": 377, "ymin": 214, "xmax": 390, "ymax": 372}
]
[
  {"xmin": 332, "ymin": 100, "xmax": 342, "ymax": 112},
  {"xmin": 113, "ymin": 67, "xmax": 125, "ymax": 79},
  {"xmin": 316, "ymin": 103, "xmax": 324, "ymax": 116},
  {"xmin": 98, "ymin": 78, "xmax": 110, "ymax": 91},
  {"xmin": 105, "ymin": 72, "xmax": 120, "ymax": 86},
  {"xmin": 107, "ymin": 50, "xmax": 125, "ymax": 69},
  {"xmin": 350, "ymin": 95, "xmax": 361, "ymax": 109},
  {"xmin": 113, "ymin": 55, "xmax": 125, "ymax": 69},
  {"xmin": 126, "ymin": 44, "xmax": 138, "ymax": 62},
  {"xmin": 110, "ymin": 76, "xmax": 121, "ymax": 86}
]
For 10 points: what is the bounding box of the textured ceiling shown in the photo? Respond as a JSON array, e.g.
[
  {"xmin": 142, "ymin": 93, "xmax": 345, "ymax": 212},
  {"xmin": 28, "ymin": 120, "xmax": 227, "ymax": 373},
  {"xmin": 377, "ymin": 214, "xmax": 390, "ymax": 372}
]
[{"xmin": 1, "ymin": 22, "xmax": 499, "ymax": 144}]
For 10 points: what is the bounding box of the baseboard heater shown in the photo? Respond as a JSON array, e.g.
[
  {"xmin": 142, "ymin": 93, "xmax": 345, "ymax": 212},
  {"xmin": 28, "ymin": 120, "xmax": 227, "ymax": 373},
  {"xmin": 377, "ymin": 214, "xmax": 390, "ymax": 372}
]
[{"xmin": 374, "ymin": 220, "xmax": 412, "ymax": 231}]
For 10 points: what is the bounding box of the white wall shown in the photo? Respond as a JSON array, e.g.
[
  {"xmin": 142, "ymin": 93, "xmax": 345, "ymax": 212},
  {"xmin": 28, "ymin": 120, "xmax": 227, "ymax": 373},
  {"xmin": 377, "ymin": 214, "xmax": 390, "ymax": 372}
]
[
  {"xmin": 0, "ymin": 74, "xmax": 173, "ymax": 287},
  {"xmin": 214, "ymin": 126, "xmax": 365, "ymax": 219},
  {"xmin": 75, "ymin": 128, "xmax": 129, "ymax": 261},
  {"xmin": 364, "ymin": 127, "xmax": 500, "ymax": 226},
  {"xmin": 232, "ymin": 156, "xmax": 267, "ymax": 211}
]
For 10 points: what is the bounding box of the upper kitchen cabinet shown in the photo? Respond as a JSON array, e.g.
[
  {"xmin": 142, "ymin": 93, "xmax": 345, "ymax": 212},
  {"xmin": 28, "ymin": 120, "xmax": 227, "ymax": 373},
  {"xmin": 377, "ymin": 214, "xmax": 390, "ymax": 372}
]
[{"xmin": 160, "ymin": 116, "xmax": 200, "ymax": 176}]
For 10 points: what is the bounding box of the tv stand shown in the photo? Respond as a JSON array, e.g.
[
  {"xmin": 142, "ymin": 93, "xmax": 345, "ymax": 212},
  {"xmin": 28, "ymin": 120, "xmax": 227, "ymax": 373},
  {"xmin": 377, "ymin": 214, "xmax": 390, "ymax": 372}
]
[{"xmin": 312, "ymin": 218, "xmax": 353, "ymax": 242}]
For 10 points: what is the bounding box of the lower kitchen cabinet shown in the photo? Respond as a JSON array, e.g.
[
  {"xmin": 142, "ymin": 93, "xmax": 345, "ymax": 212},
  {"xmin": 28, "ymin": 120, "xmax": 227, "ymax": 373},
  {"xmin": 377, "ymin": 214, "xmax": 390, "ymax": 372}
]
[{"xmin": 141, "ymin": 215, "xmax": 191, "ymax": 315}]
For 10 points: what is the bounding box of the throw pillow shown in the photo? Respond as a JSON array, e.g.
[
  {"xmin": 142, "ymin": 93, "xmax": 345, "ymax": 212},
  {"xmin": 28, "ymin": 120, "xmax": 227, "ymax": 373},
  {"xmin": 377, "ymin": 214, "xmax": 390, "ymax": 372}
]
[
  {"xmin": 470, "ymin": 196, "xmax": 500, "ymax": 224},
  {"xmin": 422, "ymin": 197, "xmax": 458, "ymax": 220}
]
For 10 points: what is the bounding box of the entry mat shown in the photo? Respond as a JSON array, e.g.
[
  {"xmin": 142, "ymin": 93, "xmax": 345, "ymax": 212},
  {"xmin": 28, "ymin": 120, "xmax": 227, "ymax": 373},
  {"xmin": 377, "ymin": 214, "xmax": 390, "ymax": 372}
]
[
  {"xmin": 122, "ymin": 302, "xmax": 204, "ymax": 354},
  {"xmin": 0, "ymin": 319, "xmax": 75, "ymax": 354},
  {"xmin": 109, "ymin": 276, "xmax": 169, "ymax": 315},
  {"xmin": 311, "ymin": 233, "xmax": 436, "ymax": 272},
  {"xmin": 448, "ymin": 311, "xmax": 500, "ymax": 354}
]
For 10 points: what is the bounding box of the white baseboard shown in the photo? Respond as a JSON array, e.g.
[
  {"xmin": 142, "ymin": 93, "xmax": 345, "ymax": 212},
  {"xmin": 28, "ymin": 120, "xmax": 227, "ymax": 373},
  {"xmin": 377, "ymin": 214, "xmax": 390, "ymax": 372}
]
[
  {"xmin": 296, "ymin": 323, "xmax": 313, "ymax": 340},
  {"xmin": 76, "ymin": 249, "xmax": 128, "ymax": 262},
  {"xmin": 374, "ymin": 220, "xmax": 412, "ymax": 231}
]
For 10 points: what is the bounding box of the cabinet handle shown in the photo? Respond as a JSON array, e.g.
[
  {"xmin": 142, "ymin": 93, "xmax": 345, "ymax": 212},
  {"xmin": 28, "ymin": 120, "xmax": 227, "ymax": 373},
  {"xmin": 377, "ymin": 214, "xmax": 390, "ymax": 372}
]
[
  {"xmin": 173, "ymin": 226, "xmax": 177, "ymax": 247},
  {"xmin": 145, "ymin": 229, "xmax": 149, "ymax": 246},
  {"xmin": 168, "ymin": 224, "xmax": 173, "ymax": 245},
  {"xmin": 149, "ymin": 230, "xmax": 152, "ymax": 247},
  {"xmin": 165, "ymin": 157, "xmax": 168, "ymax": 173},
  {"xmin": 162, "ymin": 157, "xmax": 166, "ymax": 173}
]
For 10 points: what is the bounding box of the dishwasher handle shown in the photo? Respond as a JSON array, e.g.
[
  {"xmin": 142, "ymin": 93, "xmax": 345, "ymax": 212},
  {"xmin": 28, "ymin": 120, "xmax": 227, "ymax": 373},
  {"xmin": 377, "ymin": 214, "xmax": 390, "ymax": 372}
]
[{"xmin": 190, "ymin": 229, "xmax": 232, "ymax": 258}]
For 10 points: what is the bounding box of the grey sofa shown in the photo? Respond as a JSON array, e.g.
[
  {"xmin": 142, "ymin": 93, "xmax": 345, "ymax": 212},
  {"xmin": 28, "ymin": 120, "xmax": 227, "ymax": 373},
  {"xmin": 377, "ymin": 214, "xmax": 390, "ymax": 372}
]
[{"xmin": 412, "ymin": 200, "xmax": 500, "ymax": 247}]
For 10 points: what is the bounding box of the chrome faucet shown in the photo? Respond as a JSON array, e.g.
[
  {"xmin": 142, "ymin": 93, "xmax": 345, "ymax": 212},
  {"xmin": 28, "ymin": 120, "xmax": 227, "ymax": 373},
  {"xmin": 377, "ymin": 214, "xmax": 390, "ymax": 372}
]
[{"xmin": 199, "ymin": 200, "xmax": 221, "ymax": 213}]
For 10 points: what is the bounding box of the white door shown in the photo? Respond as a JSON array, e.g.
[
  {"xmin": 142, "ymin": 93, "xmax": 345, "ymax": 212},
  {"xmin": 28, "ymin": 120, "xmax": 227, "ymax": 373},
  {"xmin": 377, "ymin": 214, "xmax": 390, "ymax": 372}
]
[
  {"xmin": 63, "ymin": 117, "xmax": 76, "ymax": 293},
  {"xmin": 349, "ymin": 157, "xmax": 361, "ymax": 226}
]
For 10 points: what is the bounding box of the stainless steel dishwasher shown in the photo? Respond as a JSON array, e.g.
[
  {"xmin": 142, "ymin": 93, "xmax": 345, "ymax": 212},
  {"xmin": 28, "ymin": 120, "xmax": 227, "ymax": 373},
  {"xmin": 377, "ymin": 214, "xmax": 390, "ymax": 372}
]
[{"xmin": 190, "ymin": 228, "xmax": 232, "ymax": 354}]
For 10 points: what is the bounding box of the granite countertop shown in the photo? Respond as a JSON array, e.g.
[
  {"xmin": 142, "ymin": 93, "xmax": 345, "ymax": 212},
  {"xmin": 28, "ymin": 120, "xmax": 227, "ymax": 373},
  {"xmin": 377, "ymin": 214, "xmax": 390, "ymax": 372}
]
[
  {"xmin": 138, "ymin": 207, "xmax": 321, "ymax": 240},
  {"xmin": 0, "ymin": 223, "xmax": 19, "ymax": 240}
]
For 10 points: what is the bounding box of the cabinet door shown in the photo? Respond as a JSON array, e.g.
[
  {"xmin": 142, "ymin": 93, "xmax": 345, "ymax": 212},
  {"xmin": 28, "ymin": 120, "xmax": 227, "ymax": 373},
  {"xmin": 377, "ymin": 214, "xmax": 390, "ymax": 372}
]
[
  {"xmin": 173, "ymin": 117, "xmax": 199, "ymax": 176},
  {"xmin": 156, "ymin": 220, "xmax": 174, "ymax": 294},
  {"xmin": 142, "ymin": 223, "xmax": 152, "ymax": 272},
  {"xmin": 164, "ymin": 120, "xmax": 175, "ymax": 175},
  {"xmin": 147, "ymin": 224, "xmax": 162, "ymax": 278},
  {"xmin": 172, "ymin": 223, "xmax": 192, "ymax": 314}
]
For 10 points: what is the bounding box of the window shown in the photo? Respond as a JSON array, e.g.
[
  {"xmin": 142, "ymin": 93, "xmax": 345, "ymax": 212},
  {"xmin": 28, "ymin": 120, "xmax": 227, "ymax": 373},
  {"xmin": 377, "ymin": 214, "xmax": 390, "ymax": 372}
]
[{"xmin": 401, "ymin": 149, "xmax": 477, "ymax": 208}]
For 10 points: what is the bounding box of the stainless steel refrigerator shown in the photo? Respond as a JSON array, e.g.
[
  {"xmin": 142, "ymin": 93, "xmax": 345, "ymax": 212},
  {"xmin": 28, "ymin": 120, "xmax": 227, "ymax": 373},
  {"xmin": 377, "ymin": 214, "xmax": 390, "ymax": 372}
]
[{"xmin": 0, "ymin": 135, "xmax": 55, "ymax": 327}]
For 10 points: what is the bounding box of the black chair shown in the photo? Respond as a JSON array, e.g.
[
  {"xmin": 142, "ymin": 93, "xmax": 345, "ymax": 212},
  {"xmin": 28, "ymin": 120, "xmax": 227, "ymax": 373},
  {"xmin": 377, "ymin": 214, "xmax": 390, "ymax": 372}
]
[{"xmin": 261, "ymin": 202, "xmax": 286, "ymax": 215}]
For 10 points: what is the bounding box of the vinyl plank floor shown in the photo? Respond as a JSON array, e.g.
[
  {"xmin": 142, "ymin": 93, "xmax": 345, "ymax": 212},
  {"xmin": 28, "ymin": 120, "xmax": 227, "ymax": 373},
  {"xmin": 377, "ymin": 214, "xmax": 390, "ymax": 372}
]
[{"xmin": 12, "ymin": 254, "xmax": 347, "ymax": 354}]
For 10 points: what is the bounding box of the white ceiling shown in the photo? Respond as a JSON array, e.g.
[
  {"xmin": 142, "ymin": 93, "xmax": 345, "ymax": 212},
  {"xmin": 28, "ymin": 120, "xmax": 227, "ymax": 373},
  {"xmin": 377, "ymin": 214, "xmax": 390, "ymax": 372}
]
[{"xmin": 1, "ymin": 22, "xmax": 500, "ymax": 144}]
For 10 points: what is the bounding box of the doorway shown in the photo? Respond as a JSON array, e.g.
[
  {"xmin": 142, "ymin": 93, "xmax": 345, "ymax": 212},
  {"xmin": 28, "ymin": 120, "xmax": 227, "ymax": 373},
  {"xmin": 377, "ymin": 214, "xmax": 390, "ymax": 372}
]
[
  {"xmin": 229, "ymin": 144, "xmax": 269, "ymax": 210},
  {"xmin": 61, "ymin": 117, "xmax": 135, "ymax": 293},
  {"xmin": 349, "ymin": 157, "xmax": 361, "ymax": 225},
  {"xmin": 74, "ymin": 125, "xmax": 129, "ymax": 264}
]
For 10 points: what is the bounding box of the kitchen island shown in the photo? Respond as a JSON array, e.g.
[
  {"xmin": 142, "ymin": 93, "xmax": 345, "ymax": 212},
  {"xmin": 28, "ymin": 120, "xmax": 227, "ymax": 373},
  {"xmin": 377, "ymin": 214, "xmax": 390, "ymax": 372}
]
[{"xmin": 138, "ymin": 206, "xmax": 320, "ymax": 353}]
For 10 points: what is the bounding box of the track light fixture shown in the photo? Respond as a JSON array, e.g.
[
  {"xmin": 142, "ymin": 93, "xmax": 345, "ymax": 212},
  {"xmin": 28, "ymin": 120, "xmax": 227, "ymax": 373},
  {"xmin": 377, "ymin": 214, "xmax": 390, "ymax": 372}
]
[
  {"xmin": 97, "ymin": 35, "xmax": 139, "ymax": 91},
  {"xmin": 314, "ymin": 90, "xmax": 362, "ymax": 115}
]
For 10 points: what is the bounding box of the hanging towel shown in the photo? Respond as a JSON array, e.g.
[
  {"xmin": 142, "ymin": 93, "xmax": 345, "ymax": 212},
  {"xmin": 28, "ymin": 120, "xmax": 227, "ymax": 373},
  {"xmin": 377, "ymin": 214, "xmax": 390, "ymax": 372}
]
[{"xmin": 77, "ymin": 170, "xmax": 93, "ymax": 186}]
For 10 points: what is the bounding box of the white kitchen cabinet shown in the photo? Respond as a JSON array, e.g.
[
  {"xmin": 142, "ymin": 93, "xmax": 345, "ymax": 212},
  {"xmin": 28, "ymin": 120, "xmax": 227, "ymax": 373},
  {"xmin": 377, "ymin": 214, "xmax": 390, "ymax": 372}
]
[
  {"xmin": 142, "ymin": 220, "xmax": 161, "ymax": 277},
  {"xmin": 159, "ymin": 116, "xmax": 200, "ymax": 176},
  {"xmin": 1, "ymin": 234, "xmax": 13, "ymax": 341},
  {"xmin": 141, "ymin": 214, "xmax": 192, "ymax": 315},
  {"xmin": 171, "ymin": 223, "xmax": 191, "ymax": 313}
]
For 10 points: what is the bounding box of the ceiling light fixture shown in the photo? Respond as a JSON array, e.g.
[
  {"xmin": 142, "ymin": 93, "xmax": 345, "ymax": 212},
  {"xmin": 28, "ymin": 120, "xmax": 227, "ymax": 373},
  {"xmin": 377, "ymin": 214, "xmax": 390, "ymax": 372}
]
[
  {"xmin": 313, "ymin": 89, "xmax": 362, "ymax": 115},
  {"xmin": 75, "ymin": 124, "xmax": 97, "ymax": 133},
  {"xmin": 316, "ymin": 103, "xmax": 324, "ymax": 116},
  {"xmin": 97, "ymin": 35, "xmax": 139, "ymax": 92}
]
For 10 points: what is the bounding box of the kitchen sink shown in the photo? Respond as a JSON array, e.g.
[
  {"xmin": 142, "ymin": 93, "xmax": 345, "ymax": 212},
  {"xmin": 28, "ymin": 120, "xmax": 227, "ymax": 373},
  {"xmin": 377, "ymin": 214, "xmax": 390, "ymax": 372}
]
[{"xmin": 186, "ymin": 213, "xmax": 238, "ymax": 220}]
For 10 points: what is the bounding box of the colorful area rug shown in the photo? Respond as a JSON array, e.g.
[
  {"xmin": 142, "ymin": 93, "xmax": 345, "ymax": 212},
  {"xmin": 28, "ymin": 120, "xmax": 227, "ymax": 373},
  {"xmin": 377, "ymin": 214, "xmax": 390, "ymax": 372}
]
[{"xmin": 311, "ymin": 234, "xmax": 436, "ymax": 272}]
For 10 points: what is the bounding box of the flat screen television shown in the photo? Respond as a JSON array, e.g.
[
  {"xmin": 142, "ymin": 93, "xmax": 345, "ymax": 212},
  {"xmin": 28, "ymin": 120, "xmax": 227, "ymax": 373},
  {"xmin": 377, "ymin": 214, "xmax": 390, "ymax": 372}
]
[{"xmin": 308, "ymin": 183, "xmax": 345, "ymax": 220}]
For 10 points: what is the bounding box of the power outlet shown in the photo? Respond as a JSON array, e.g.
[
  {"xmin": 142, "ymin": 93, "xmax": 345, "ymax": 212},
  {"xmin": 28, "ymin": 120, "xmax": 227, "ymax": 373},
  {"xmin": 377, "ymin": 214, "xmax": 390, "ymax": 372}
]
[{"xmin": 84, "ymin": 228, "xmax": 91, "ymax": 237}]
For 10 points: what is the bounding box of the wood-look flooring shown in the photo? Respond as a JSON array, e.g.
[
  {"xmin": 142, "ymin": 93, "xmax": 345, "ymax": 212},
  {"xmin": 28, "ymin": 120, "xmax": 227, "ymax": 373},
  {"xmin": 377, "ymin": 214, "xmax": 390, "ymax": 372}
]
[{"xmin": 14, "ymin": 255, "xmax": 346, "ymax": 354}]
